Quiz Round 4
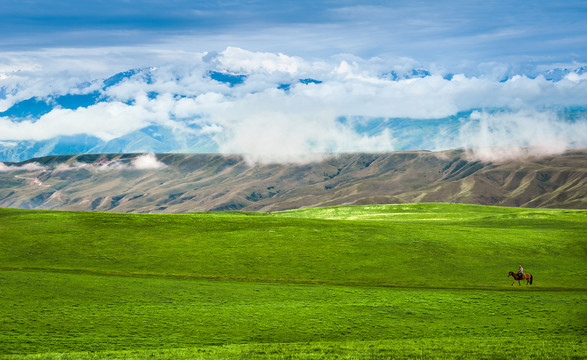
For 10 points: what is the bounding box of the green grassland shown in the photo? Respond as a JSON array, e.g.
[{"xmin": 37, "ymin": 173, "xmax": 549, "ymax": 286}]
[{"xmin": 0, "ymin": 203, "xmax": 585, "ymax": 359}]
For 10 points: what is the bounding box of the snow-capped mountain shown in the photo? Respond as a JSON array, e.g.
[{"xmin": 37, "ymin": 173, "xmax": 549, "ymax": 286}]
[{"xmin": 1, "ymin": 50, "xmax": 586, "ymax": 163}]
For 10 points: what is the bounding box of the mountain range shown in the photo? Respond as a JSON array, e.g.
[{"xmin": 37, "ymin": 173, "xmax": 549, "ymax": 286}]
[
  {"xmin": 0, "ymin": 67, "xmax": 463, "ymax": 162},
  {"xmin": 1, "ymin": 149, "xmax": 585, "ymax": 212},
  {"xmin": 2, "ymin": 65, "xmax": 586, "ymax": 163}
]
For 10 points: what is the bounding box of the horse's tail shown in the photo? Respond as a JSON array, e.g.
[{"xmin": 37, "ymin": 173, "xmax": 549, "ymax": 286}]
[{"xmin": 530, "ymin": 274, "xmax": 533, "ymax": 285}]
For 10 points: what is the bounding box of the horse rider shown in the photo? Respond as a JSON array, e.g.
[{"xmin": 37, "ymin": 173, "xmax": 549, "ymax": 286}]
[{"xmin": 518, "ymin": 265, "xmax": 523, "ymax": 279}]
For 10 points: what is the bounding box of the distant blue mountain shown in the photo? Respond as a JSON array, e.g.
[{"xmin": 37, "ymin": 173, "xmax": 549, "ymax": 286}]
[
  {"xmin": 209, "ymin": 71, "xmax": 247, "ymax": 86},
  {"xmin": 0, "ymin": 97, "xmax": 54, "ymax": 119},
  {"xmin": 541, "ymin": 66, "xmax": 587, "ymax": 81},
  {"xmin": 278, "ymin": 78, "xmax": 323, "ymax": 92},
  {"xmin": 0, "ymin": 135, "xmax": 102, "ymax": 162},
  {"xmin": 384, "ymin": 69, "xmax": 431, "ymax": 81},
  {"xmin": 0, "ymin": 114, "xmax": 466, "ymax": 162},
  {"xmin": 0, "ymin": 67, "xmax": 220, "ymax": 161},
  {"xmin": 0, "ymin": 92, "xmax": 102, "ymax": 120},
  {"xmin": 103, "ymin": 69, "xmax": 138, "ymax": 88},
  {"xmin": 0, "ymin": 125, "xmax": 219, "ymax": 162},
  {"xmin": 277, "ymin": 83, "xmax": 291, "ymax": 91},
  {"xmin": 298, "ymin": 78, "xmax": 322, "ymax": 85},
  {"xmin": 86, "ymin": 126, "xmax": 218, "ymax": 155},
  {"xmin": 0, "ymin": 67, "xmax": 146, "ymax": 120}
]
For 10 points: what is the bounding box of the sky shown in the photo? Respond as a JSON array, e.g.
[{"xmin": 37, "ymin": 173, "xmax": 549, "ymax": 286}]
[
  {"xmin": 2, "ymin": 0, "xmax": 586, "ymax": 64},
  {"xmin": 1, "ymin": 0, "xmax": 586, "ymax": 163}
]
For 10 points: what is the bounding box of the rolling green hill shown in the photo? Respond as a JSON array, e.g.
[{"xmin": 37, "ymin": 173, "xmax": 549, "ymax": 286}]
[
  {"xmin": 1, "ymin": 203, "xmax": 585, "ymax": 289},
  {"xmin": 0, "ymin": 204, "xmax": 585, "ymax": 358}
]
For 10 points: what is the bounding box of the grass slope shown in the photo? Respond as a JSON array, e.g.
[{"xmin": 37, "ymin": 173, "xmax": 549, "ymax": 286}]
[{"xmin": 0, "ymin": 203, "xmax": 585, "ymax": 358}]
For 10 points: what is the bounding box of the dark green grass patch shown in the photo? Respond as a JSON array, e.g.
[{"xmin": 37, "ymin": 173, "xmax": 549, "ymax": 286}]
[
  {"xmin": 0, "ymin": 270, "xmax": 584, "ymax": 356},
  {"xmin": 3, "ymin": 338, "xmax": 586, "ymax": 359}
]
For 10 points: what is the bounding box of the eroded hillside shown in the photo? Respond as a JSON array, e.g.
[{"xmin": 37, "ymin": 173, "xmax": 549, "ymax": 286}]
[{"xmin": 0, "ymin": 149, "xmax": 585, "ymax": 212}]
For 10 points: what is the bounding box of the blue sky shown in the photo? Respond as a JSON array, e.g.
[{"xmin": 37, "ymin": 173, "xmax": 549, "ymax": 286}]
[
  {"xmin": 2, "ymin": 0, "xmax": 586, "ymax": 67},
  {"xmin": 0, "ymin": 0, "xmax": 586, "ymax": 163}
]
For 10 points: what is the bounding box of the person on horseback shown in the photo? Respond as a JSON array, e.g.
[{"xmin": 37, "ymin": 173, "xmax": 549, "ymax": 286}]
[{"xmin": 518, "ymin": 265, "xmax": 523, "ymax": 279}]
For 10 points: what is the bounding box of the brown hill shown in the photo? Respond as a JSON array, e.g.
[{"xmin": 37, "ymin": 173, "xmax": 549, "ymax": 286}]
[{"xmin": 0, "ymin": 149, "xmax": 585, "ymax": 212}]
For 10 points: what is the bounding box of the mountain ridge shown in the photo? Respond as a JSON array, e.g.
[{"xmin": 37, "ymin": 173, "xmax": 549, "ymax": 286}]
[{"xmin": 0, "ymin": 148, "xmax": 585, "ymax": 212}]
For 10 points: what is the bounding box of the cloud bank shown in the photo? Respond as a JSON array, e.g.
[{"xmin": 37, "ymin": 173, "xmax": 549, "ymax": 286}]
[
  {"xmin": 1, "ymin": 154, "xmax": 166, "ymax": 173},
  {"xmin": 0, "ymin": 162, "xmax": 45, "ymax": 172},
  {"xmin": 131, "ymin": 153, "xmax": 166, "ymax": 170},
  {"xmin": 458, "ymin": 110, "xmax": 587, "ymax": 161},
  {"xmin": 1, "ymin": 47, "xmax": 586, "ymax": 163}
]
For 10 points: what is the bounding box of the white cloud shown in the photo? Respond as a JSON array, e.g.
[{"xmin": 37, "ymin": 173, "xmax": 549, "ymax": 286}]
[
  {"xmin": 131, "ymin": 153, "xmax": 166, "ymax": 169},
  {"xmin": 0, "ymin": 101, "xmax": 154, "ymax": 141},
  {"xmin": 0, "ymin": 141, "xmax": 18, "ymax": 147},
  {"xmin": 216, "ymin": 47, "xmax": 306, "ymax": 74},
  {"xmin": 53, "ymin": 162, "xmax": 89, "ymax": 171},
  {"xmin": 203, "ymin": 88, "xmax": 396, "ymax": 163},
  {"xmin": 456, "ymin": 110, "xmax": 587, "ymax": 161},
  {"xmin": 0, "ymin": 162, "xmax": 45, "ymax": 172},
  {"xmin": 50, "ymin": 154, "xmax": 166, "ymax": 171}
]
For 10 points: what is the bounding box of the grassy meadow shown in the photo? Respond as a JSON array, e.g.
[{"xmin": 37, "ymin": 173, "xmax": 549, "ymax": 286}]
[{"xmin": 0, "ymin": 203, "xmax": 585, "ymax": 359}]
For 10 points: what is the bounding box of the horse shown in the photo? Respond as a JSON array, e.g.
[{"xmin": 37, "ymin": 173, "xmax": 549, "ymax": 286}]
[{"xmin": 508, "ymin": 271, "xmax": 533, "ymax": 286}]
